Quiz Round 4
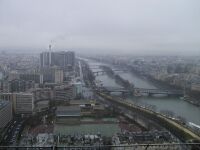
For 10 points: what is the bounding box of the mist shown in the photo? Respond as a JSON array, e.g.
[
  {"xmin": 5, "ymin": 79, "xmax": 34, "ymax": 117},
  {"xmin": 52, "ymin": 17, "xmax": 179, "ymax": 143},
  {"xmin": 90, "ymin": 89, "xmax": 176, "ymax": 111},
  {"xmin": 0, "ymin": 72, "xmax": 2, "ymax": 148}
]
[{"xmin": 0, "ymin": 0, "xmax": 200, "ymax": 55}]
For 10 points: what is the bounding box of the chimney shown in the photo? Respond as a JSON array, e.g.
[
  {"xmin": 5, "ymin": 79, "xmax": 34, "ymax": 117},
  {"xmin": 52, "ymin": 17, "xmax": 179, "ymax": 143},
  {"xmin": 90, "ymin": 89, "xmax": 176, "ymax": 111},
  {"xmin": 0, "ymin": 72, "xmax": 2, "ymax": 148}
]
[{"xmin": 49, "ymin": 44, "xmax": 51, "ymax": 66}]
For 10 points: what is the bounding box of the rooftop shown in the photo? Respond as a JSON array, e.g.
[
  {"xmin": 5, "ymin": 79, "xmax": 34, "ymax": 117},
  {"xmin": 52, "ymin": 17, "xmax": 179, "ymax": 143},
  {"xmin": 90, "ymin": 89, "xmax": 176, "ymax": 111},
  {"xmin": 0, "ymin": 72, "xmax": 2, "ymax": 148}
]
[{"xmin": 56, "ymin": 106, "xmax": 80, "ymax": 117}]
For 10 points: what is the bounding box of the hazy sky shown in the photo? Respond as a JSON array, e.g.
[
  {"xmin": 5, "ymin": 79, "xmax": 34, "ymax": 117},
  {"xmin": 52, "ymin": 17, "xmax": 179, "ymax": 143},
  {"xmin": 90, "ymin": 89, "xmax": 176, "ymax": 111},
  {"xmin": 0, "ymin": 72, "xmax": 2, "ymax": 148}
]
[{"xmin": 0, "ymin": 0, "xmax": 200, "ymax": 55}]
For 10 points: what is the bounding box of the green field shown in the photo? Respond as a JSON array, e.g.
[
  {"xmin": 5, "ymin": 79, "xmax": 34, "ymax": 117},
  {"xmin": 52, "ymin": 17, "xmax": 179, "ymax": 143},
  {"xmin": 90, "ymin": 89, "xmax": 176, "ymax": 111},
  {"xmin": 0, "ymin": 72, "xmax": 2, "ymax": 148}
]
[{"xmin": 54, "ymin": 123, "xmax": 121, "ymax": 137}]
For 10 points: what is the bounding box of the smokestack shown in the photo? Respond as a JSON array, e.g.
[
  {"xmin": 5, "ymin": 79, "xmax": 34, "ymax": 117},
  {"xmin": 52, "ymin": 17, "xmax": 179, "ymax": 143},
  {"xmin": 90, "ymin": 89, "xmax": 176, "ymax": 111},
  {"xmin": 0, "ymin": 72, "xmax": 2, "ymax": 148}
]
[
  {"xmin": 49, "ymin": 44, "xmax": 51, "ymax": 51},
  {"xmin": 49, "ymin": 44, "xmax": 51, "ymax": 66}
]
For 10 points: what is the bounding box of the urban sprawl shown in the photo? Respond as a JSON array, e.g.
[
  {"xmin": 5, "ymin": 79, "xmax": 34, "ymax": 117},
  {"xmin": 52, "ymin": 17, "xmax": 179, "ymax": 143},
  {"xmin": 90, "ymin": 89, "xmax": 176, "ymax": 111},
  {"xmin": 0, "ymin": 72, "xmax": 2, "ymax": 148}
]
[{"xmin": 0, "ymin": 48, "xmax": 200, "ymax": 149}]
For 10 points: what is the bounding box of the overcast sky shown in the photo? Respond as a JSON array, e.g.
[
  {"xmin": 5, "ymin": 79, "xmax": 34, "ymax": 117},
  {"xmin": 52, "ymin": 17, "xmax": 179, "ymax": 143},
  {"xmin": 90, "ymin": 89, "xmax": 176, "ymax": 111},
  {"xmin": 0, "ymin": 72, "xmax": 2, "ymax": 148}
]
[{"xmin": 0, "ymin": 0, "xmax": 200, "ymax": 55}]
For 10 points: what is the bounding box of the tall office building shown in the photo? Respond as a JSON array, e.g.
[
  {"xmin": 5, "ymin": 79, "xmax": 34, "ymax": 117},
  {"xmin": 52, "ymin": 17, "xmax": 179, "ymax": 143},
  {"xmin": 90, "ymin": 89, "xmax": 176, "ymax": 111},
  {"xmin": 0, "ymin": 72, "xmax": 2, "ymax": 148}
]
[
  {"xmin": 0, "ymin": 100, "xmax": 12, "ymax": 129},
  {"xmin": 65, "ymin": 51, "xmax": 75, "ymax": 68},
  {"xmin": 40, "ymin": 51, "xmax": 75, "ymax": 71},
  {"xmin": 40, "ymin": 52, "xmax": 51, "ymax": 68},
  {"xmin": 41, "ymin": 67, "xmax": 63, "ymax": 83}
]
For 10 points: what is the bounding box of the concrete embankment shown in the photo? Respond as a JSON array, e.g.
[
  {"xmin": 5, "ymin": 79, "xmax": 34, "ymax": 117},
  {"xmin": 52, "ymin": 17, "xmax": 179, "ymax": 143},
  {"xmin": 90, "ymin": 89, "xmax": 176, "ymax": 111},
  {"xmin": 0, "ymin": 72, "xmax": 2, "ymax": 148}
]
[{"xmin": 97, "ymin": 92, "xmax": 200, "ymax": 142}]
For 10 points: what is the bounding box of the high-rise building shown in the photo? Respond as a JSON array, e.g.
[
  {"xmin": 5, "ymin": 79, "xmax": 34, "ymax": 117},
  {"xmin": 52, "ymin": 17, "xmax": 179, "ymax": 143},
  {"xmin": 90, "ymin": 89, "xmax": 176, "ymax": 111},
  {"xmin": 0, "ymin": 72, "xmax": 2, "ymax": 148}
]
[
  {"xmin": 40, "ymin": 52, "xmax": 51, "ymax": 68},
  {"xmin": 0, "ymin": 100, "xmax": 12, "ymax": 129},
  {"xmin": 65, "ymin": 51, "xmax": 75, "ymax": 68},
  {"xmin": 41, "ymin": 67, "xmax": 63, "ymax": 83},
  {"xmin": 54, "ymin": 68, "xmax": 64, "ymax": 83},
  {"xmin": 40, "ymin": 51, "xmax": 75, "ymax": 71}
]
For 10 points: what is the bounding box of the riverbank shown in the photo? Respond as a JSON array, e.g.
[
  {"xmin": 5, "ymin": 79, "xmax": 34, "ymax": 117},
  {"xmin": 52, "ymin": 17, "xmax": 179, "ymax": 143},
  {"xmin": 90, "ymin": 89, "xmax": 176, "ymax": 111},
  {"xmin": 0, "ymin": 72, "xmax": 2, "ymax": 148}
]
[
  {"xmin": 97, "ymin": 92, "xmax": 200, "ymax": 142},
  {"xmin": 125, "ymin": 65, "xmax": 200, "ymax": 107},
  {"xmin": 100, "ymin": 65, "xmax": 134, "ymax": 90}
]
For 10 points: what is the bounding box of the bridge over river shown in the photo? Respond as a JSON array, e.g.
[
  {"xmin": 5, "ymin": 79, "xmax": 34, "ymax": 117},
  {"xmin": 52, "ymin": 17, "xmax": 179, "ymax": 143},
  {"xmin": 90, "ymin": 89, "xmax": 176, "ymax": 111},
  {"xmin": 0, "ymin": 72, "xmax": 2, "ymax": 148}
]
[
  {"xmin": 98, "ymin": 86, "xmax": 183, "ymax": 97},
  {"xmin": 93, "ymin": 69, "xmax": 128, "ymax": 76}
]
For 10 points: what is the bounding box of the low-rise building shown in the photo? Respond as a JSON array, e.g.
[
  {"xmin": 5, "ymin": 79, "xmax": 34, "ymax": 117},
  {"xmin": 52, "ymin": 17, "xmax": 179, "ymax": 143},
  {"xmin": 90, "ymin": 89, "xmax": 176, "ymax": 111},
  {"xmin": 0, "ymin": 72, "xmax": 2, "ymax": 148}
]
[
  {"xmin": 32, "ymin": 88, "xmax": 53, "ymax": 102},
  {"xmin": 19, "ymin": 73, "xmax": 43, "ymax": 84},
  {"xmin": 54, "ymin": 85, "xmax": 74, "ymax": 105},
  {"xmin": 56, "ymin": 106, "xmax": 80, "ymax": 124},
  {"xmin": 13, "ymin": 93, "xmax": 34, "ymax": 115},
  {"xmin": 72, "ymin": 81, "xmax": 83, "ymax": 99}
]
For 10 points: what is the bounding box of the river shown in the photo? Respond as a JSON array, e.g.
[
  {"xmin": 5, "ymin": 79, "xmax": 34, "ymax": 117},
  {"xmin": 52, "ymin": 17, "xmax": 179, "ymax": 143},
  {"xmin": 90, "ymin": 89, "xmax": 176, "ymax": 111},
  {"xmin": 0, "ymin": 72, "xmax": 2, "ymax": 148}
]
[{"xmin": 86, "ymin": 59, "xmax": 200, "ymax": 126}]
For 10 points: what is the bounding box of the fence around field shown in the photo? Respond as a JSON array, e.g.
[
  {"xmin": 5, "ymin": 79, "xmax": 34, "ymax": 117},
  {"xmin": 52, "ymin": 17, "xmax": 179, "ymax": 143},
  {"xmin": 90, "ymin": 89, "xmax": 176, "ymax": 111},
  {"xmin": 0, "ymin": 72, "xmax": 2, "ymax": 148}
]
[{"xmin": 0, "ymin": 143, "xmax": 200, "ymax": 150}]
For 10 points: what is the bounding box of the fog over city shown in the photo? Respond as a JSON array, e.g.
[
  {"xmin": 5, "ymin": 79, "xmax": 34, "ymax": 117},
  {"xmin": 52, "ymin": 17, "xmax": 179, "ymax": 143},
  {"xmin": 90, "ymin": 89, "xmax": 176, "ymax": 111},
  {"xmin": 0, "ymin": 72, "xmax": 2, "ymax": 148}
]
[
  {"xmin": 1, "ymin": 1, "xmax": 200, "ymax": 148},
  {"xmin": 0, "ymin": 0, "xmax": 200, "ymax": 55}
]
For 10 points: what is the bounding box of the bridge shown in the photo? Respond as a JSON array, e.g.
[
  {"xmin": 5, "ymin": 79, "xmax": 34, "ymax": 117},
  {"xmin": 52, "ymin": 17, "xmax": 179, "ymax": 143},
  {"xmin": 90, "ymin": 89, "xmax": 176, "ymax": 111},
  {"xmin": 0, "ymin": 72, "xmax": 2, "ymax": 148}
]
[
  {"xmin": 93, "ymin": 69, "xmax": 128, "ymax": 76},
  {"xmin": 97, "ymin": 86, "xmax": 183, "ymax": 97},
  {"xmin": 134, "ymin": 88, "xmax": 183, "ymax": 96}
]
